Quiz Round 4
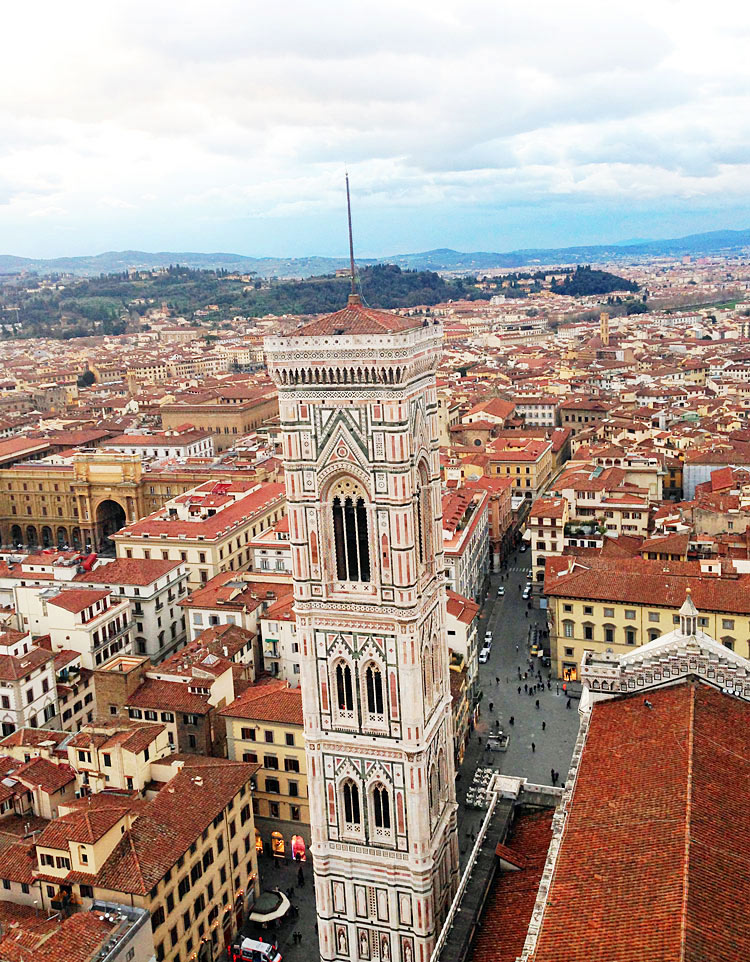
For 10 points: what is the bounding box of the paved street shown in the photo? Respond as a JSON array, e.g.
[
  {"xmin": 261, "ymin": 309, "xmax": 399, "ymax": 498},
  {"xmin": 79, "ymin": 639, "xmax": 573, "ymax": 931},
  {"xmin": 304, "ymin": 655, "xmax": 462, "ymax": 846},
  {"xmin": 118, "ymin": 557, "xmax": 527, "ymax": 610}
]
[
  {"xmin": 454, "ymin": 549, "xmax": 581, "ymax": 865},
  {"xmin": 244, "ymin": 549, "xmax": 582, "ymax": 957}
]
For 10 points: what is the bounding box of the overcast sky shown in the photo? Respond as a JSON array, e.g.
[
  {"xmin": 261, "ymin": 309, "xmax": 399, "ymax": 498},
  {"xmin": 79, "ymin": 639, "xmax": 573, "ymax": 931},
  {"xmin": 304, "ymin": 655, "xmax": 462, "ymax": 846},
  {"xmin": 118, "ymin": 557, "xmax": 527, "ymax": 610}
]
[{"xmin": 3, "ymin": 0, "xmax": 750, "ymax": 258}]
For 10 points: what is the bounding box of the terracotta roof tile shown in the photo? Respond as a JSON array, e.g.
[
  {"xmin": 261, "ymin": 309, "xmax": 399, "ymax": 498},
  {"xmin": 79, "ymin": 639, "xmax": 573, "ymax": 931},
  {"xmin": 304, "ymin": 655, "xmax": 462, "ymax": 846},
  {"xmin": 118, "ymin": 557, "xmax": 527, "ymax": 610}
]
[
  {"xmin": 530, "ymin": 683, "xmax": 750, "ymax": 962},
  {"xmin": 221, "ymin": 680, "xmax": 303, "ymax": 725},
  {"xmin": 294, "ymin": 298, "xmax": 424, "ymax": 336}
]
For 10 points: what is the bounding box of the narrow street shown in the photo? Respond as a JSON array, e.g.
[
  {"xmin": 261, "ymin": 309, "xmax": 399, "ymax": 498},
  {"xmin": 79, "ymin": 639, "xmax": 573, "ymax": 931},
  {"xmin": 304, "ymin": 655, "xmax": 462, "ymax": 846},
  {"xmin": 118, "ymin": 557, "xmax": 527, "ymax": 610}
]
[{"xmin": 454, "ymin": 548, "xmax": 580, "ymax": 864}]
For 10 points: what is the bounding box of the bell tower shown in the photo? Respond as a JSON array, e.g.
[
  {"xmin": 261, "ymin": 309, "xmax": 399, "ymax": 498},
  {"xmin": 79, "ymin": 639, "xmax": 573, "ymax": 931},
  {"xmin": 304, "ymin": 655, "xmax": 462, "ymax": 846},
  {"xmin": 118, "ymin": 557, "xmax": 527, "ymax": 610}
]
[{"xmin": 265, "ymin": 297, "xmax": 459, "ymax": 962}]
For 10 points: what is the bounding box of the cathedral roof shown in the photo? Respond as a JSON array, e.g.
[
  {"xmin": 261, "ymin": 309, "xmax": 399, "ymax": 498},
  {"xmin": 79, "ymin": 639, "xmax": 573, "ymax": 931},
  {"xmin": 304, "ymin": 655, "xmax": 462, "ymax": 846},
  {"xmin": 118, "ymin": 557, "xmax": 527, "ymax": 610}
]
[
  {"xmin": 293, "ymin": 294, "xmax": 426, "ymax": 337},
  {"xmin": 529, "ymin": 681, "xmax": 750, "ymax": 962}
]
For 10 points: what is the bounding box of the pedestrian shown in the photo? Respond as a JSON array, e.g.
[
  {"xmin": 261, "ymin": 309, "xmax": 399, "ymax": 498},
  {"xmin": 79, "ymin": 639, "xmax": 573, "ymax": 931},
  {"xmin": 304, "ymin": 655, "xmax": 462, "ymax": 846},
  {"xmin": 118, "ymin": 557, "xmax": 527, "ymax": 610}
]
[
  {"xmin": 542, "ymin": 720, "xmax": 546, "ymax": 731},
  {"xmin": 556, "ymin": 684, "xmax": 559, "ymax": 695},
  {"xmin": 509, "ymin": 716, "xmax": 514, "ymax": 726},
  {"xmin": 525, "ymin": 611, "xmax": 528, "ymax": 619},
  {"xmin": 495, "ymin": 676, "xmax": 500, "ymax": 685},
  {"xmin": 524, "ymin": 683, "xmax": 528, "ymax": 693},
  {"xmin": 566, "ymin": 698, "xmax": 571, "ymax": 710},
  {"xmin": 531, "ymin": 742, "xmax": 536, "ymax": 752},
  {"xmin": 517, "ymin": 686, "xmax": 521, "ymax": 695},
  {"xmin": 535, "ymin": 699, "xmax": 540, "ymax": 710},
  {"xmin": 547, "ymin": 680, "xmax": 551, "ymax": 690},
  {"xmin": 550, "ymin": 767, "xmax": 555, "ymax": 783},
  {"xmin": 489, "ymin": 701, "xmax": 494, "ymax": 712},
  {"xmin": 516, "ymin": 644, "xmax": 519, "ymax": 652},
  {"xmin": 298, "ymin": 866, "xmax": 305, "ymax": 887}
]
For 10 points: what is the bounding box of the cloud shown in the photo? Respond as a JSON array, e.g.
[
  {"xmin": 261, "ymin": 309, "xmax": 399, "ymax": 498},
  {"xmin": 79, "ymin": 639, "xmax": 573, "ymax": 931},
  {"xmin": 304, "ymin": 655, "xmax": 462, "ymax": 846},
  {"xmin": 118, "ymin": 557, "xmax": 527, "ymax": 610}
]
[{"xmin": 1, "ymin": 0, "xmax": 750, "ymax": 255}]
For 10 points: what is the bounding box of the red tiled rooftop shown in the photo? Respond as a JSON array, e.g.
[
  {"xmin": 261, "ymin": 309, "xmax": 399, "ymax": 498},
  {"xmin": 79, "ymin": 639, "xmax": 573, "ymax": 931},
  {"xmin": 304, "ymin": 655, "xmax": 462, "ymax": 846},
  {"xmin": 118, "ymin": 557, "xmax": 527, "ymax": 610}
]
[
  {"xmin": 292, "ymin": 297, "xmax": 425, "ymax": 337},
  {"xmin": 47, "ymin": 589, "xmax": 110, "ymax": 614},
  {"xmin": 530, "ymin": 682, "xmax": 750, "ymax": 962},
  {"xmin": 471, "ymin": 810, "xmax": 554, "ymax": 962},
  {"xmin": 221, "ymin": 679, "xmax": 303, "ymax": 725}
]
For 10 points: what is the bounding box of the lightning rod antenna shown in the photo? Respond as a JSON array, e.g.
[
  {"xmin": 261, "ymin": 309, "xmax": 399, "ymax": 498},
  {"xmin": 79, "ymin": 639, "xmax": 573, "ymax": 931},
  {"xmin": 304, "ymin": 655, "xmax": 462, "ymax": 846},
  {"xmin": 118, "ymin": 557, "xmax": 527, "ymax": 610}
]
[{"xmin": 346, "ymin": 172, "xmax": 357, "ymax": 297}]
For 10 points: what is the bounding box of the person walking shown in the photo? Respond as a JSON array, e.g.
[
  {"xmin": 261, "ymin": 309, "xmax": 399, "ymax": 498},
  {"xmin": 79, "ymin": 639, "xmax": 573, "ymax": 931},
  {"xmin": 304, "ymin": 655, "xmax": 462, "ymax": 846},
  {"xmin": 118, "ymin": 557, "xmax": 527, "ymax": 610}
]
[
  {"xmin": 524, "ymin": 683, "xmax": 528, "ymax": 694},
  {"xmin": 531, "ymin": 742, "xmax": 536, "ymax": 752},
  {"xmin": 509, "ymin": 716, "xmax": 514, "ymax": 725},
  {"xmin": 517, "ymin": 686, "xmax": 521, "ymax": 695},
  {"xmin": 550, "ymin": 767, "xmax": 555, "ymax": 784},
  {"xmin": 542, "ymin": 720, "xmax": 546, "ymax": 731},
  {"xmin": 566, "ymin": 698, "xmax": 571, "ymax": 709},
  {"xmin": 495, "ymin": 676, "xmax": 500, "ymax": 685},
  {"xmin": 535, "ymin": 699, "xmax": 540, "ymax": 710},
  {"xmin": 489, "ymin": 701, "xmax": 494, "ymax": 712}
]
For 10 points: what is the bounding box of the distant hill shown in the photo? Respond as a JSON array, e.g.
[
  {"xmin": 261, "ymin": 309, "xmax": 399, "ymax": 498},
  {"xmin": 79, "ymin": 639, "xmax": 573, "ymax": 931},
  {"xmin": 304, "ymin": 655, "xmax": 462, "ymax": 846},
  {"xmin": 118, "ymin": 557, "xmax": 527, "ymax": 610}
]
[{"xmin": 2, "ymin": 227, "xmax": 749, "ymax": 279}]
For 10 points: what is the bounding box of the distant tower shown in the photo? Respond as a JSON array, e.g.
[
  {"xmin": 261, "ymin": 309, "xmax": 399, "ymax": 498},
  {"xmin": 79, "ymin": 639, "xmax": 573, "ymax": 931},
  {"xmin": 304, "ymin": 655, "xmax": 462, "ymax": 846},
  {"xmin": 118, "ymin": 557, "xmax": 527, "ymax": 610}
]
[
  {"xmin": 265, "ymin": 199, "xmax": 459, "ymax": 960},
  {"xmin": 600, "ymin": 311, "xmax": 610, "ymax": 347}
]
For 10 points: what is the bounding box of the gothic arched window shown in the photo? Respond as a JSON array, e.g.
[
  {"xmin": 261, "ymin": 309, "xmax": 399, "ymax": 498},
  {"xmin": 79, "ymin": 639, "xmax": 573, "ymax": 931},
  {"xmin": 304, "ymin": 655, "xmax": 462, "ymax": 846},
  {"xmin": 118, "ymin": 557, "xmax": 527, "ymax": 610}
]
[
  {"xmin": 343, "ymin": 780, "xmax": 361, "ymax": 825},
  {"xmin": 422, "ymin": 644, "xmax": 433, "ymax": 709},
  {"xmin": 336, "ymin": 662, "xmax": 354, "ymax": 712},
  {"xmin": 372, "ymin": 783, "xmax": 391, "ymax": 829},
  {"xmin": 330, "ymin": 478, "xmax": 371, "ymax": 583},
  {"xmin": 414, "ymin": 462, "xmax": 432, "ymax": 570},
  {"xmin": 365, "ymin": 664, "xmax": 384, "ymax": 716},
  {"xmin": 428, "ymin": 762, "xmax": 439, "ymax": 820}
]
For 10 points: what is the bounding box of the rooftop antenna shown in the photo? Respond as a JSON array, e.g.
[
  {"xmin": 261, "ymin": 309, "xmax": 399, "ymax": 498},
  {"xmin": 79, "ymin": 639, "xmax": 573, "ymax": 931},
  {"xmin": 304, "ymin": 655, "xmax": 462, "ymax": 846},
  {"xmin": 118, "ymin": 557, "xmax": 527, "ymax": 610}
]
[{"xmin": 345, "ymin": 172, "xmax": 361, "ymax": 305}]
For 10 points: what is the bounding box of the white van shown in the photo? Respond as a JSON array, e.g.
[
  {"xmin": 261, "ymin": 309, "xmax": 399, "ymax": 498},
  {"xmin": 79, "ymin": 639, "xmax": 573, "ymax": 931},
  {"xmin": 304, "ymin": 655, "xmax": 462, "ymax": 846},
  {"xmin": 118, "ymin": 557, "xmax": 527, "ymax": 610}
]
[{"xmin": 231, "ymin": 938, "xmax": 283, "ymax": 962}]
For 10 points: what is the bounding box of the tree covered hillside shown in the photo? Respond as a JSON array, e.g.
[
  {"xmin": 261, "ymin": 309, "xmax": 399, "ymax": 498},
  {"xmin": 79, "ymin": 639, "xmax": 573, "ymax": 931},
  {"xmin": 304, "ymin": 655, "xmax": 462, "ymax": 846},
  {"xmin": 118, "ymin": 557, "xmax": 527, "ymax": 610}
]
[{"xmin": 550, "ymin": 265, "xmax": 639, "ymax": 297}]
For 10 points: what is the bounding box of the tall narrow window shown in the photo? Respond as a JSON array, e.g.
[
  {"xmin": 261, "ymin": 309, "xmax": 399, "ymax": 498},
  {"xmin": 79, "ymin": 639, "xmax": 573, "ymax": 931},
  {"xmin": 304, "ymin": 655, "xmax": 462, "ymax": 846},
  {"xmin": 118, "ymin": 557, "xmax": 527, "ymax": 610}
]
[
  {"xmin": 336, "ymin": 663, "xmax": 353, "ymax": 711},
  {"xmin": 343, "ymin": 781, "xmax": 361, "ymax": 825},
  {"xmin": 372, "ymin": 784, "xmax": 391, "ymax": 829},
  {"xmin": 422, "ymin": 645, "xmax": 433, "ymax": 709},
  {"xmin": 331, "ymin": 481, "xmax": 371, "ymax": 583},
  {"xmin": 365, "ymin": 665, "xmax": 384, "ymax": 715},
  {"xmin": 333, "ymin": 497, "xmax": 347, "ymax": 581},
  {"xmin": 356, "ymin": 498, "xmax": 370, "ymax": 581}
]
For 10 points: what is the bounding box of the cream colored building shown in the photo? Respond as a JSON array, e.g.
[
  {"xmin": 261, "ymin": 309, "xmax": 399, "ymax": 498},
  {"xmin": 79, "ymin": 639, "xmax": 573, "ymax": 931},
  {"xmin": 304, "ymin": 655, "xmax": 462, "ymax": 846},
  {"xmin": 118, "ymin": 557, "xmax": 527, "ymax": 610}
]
[
  {"xmin": 545, "ymin": 555, "xmax": 750, "ymax": 679},
  {"xmin": 0, "ymin": 758, "xmax": 260, "ymax": 962},
  {"xmin": 222, "ymin": 680, "xmax": 309, "ymax": 859},
  {"xmin": 114, "ymin": 480, "xmax": 286, "ymax": 589}
]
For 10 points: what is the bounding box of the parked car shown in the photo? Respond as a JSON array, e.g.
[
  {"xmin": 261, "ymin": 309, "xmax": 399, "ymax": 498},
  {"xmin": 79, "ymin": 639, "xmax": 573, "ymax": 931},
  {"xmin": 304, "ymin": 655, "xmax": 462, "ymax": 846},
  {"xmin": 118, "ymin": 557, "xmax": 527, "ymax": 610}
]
[
  {"xmin": 497, "ymin": 586, "xmax": 505, "ymax": 596},
  {"xmin": 484, "ymin": 630, "xmax": 493, "ymax": 642},
  {"xmin": 522, "ymin": 588, "xmax": 531, "ymax": 600},
  {"xmin": 478, "ymin": 646, "xmax": 491, "ymax": 664}
]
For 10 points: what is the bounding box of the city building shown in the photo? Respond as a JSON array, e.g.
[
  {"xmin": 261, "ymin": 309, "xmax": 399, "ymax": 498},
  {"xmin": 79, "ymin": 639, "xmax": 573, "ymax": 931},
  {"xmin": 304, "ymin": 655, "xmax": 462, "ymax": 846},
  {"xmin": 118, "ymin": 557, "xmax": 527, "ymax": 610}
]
[
  {"xmin": 485, "ymin": 436, "xmax": 554, "ymax": 502},
  {"xmin": 442, "ymin": 487, "xmax": 490, "ymax": 601},
  {"xmin": 104, "ymin": 427, "xmax": 215, "ymax": 460},
  {"xmin": 159, "ymin": 387, "xmax": 278, "ymax": 453},
  {"xmin": 265, "ymin": 294, "xmax": 460, "ymax": 961},
  {"xmin": 528, "ymin": 496, "xmax": 568, "ymax": 583},
  {"xmin": 545, "ymin": 554, "xmax": 750, "ymax": 679},
  {"xmin": 14, "ymin": 585, "xmax": 132, "ymax": 670},
  {"xmin": 113, "ymin": 480, "xmax": 285, "ymax": 588},
  {"xmin": 0, "ymin": 757, "xmax": 260, "ymax": 962},
  {"xmin": 0, "ymin": 627, "xmax": 59, "ymax": 738},
  {"xmin": 77, "ymin": 557, "xmax": 189, "ymax": 662},
  {"xmin": 221, "ymin": 679, "xmax": 309, "ymax": 859},
  {"xmin": 94, "ymin": 649, "xmax": 235, "ymax": 756}
]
